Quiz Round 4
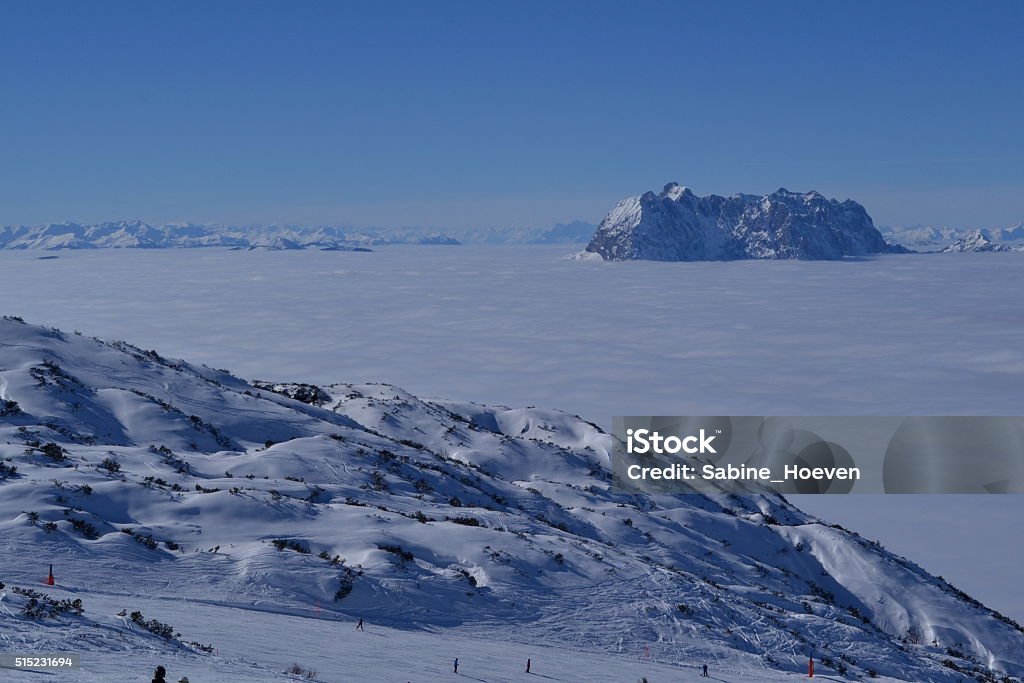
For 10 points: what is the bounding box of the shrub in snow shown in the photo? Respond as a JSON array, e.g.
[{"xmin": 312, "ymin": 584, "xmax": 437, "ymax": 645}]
[
  {"xmin": 1, "ymin": 399, "xmax": 23, "ymax": 416},
  {"xmin": 272, "ymin": 539, "xmax": 311, "ymax": 554},
  {"xmin": 13, "ymin": 587, "xmax": 84, "ymax": 619},
  {"xmin": 285, "ymin": 662, "xmax": 319, "ymax": 679},
  {"xmin": 447, "ymin": 516, "xmax": 480, "ymax": 527},
  {"xmin": 39, "ymin": 442, "xmax": 66, "ymax": 461},
  {"xmin": 69, "ymin": 518, "xmax": 99, "ymax": 539},
  {"xmin": 378, "ymin": 544, "xmax": 414, "ymax": 562},
  {"xmin": 129, "ymin": 611, "xmax": 177, "ymax": 639}
]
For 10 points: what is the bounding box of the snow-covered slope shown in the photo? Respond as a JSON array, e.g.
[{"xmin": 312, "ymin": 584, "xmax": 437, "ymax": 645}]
[
  {"xmin": 586, "ymin": 183, "xmax": 910, "ymax": 261},
  {"xmin": 2, "ymin": 317, "xmax": 1023, "ymax": 681}
]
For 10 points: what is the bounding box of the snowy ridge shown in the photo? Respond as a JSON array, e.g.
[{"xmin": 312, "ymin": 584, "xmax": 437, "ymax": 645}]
[
  {"xmin": 0, "ymin": 220, "xmax": 598, "ymax": 251},
  {"xmin": 586, "ymin": 183, "xmax": 911, "ymax": 261},
  {"xmin": 2, "ymin": 317, "xmax": 1023, "ymax": 681},
  {"xmin": 0, "ymin": 221, "xmax": 459, "ymax": 250},
  {"xmin": 940, "ymin": 231, "xmax": 1013, "ymax": 253}
]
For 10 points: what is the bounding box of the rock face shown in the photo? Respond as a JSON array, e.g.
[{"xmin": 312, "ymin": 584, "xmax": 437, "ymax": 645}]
[
  {"xmin": 941, "ymin": 230, "xmax": 1012, "ymax": 253},
  {"xmin": 586, "ymin": 183, "xmax": 909, "ymax": 261}
]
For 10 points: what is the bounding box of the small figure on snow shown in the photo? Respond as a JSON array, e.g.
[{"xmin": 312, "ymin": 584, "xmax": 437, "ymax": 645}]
[
  {"xmin": 356, "ymin": 617, "xmax": 364, "ymax": 631},
  {"xmin": 526, "ymin": 658, "xmax": 531, "ymax": 673},
  {"xmin": 702, "ymin": 662, "xmax": 709, "ymax": 677},
  {"xmin": 453, "ymin": 657, "xmax": 459, "ymax": 673},
  {"xmin": 152, "ymin": 665, "xmax": 167, "ymax": 683}
]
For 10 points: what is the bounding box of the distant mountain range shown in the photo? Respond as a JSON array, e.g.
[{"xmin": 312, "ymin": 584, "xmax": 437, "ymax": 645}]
[
  {"xmin": 586, "ymin": 184, "xmax": 908, "ymax": 261},
  {"xmin": 880, "ymin": 224, "xmax": 1024, "ymax": 251},
  {"xmin": 0, "ymin": 220, "xmax": 598, "ymax": 250}
]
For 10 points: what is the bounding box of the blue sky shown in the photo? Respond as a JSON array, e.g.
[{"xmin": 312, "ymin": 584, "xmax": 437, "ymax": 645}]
[{"xmin": 1, "ymin": 0, "xmax": 1022, "ymax": 229}]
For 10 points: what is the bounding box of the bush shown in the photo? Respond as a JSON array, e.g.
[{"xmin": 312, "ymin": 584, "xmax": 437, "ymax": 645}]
[
  {"xmin": 132, "ymin": 533, "xmax": 159, "ymax": 550},
  {"xmin": 13, "ymin": 588, "xmax": 84, "ymax": 619},
  {"xmin": 378, "ymin": 544, "xmax": 414, "ymax": 562},
  {"xmin": 272, "ymin": 539, "xmax": 310, "ymax": 554},
  {"xmin": 40, "ymin": 442, "xmax": 66, "ymax": 462},
  {"xmin": 69, "ymin": 518, "xmax": 99, "ymax": 539},
  {"xmin": 129, "ymin": 611, "xmax": 177, "ymax": 639},
  {"xmin": 334, "ymin": 572, "xmax": 356, "ymax": 601},
  {"xmin": 285, "ymin": 663, "xmax": 319, "ymax": 679},
  {"xmin": 1, "ymin": 399, "xmax": 23, "ymax": 417},
  {"xmin": 100, "ymin": 457, "xmax": 121, "ymax": 473},
  {"xmin": 447, "ymin": 516, "xmax": 481, "ymax": 527}
]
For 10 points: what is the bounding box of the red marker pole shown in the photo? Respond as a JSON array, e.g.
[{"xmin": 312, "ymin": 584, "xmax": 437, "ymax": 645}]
[
  {"xmin": 47, "ymin": 564, "xmax": 55, "ymax": 586},
  {"xmin": 808, "ymin": 657, "xmax": 814, "ymax": 678}
]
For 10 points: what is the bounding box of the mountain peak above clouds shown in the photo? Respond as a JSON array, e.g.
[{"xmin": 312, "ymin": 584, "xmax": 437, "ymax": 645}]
[
  {"xmin": 941, "ymin": 229, "xmax": 1013, "ymax": 253},
  {"xmin": 586, "ymin": 185, "xmax": 910, "ymax": 261}
]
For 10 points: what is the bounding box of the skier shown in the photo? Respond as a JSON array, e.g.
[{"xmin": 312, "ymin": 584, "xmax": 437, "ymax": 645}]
[
  {"xmin": 526, "ymin": 658, "xmax": 531, "ymax": 673},
  {"xmin": 453, "ymin": 657, "xmax": 459, "ymax": 673},
  {"xmin": 152, "ymin": 665, "xmax": 167, "ymax": 683},
  {"xmin": 356, "ymin": 617, "xmax": 364, "ymax": 631},
  {"xmin": 702, "ymin": 662, "xmax": 709, "ymax": 677}
]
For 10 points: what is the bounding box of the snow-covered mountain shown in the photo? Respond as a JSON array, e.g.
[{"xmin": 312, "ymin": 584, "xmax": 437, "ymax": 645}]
[
  {"xmin": 0, "ymin": 222, "xmax": 459, "ymax": 251},
  {"xmin": 586, "ymin": 184, "xmax": 911, "ymax": 261},
  {"xmin": 881, "ymin": 224, "xmax": 1024, "ymax": 250},
  {"xmin": 2, "ymin": 316, "xmax": 1023, "ymax": 682},
  {"xmin": 0, "ymin": 219, "xmax": 598, "ymax": 251},
  {"xmin": 941, "ymin": 230, "xmax": 1013, "ymax": 253}
]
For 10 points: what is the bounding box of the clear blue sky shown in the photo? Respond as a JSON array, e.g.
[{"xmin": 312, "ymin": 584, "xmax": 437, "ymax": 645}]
[{"xmin": 2, "ymin": 0, "xmax": 1022, "ymax": 229}]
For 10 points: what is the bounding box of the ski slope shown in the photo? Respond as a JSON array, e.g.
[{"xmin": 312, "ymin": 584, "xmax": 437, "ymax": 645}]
[{"xmin": 2, "ymin": 317, "xmax": 1023, "ymax": 682}]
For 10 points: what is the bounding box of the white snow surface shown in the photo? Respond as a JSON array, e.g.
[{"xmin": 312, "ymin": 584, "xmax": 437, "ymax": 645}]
[{"xmin": 2, "ymin": 317, "xmax": 1024, "ymax": 682}]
